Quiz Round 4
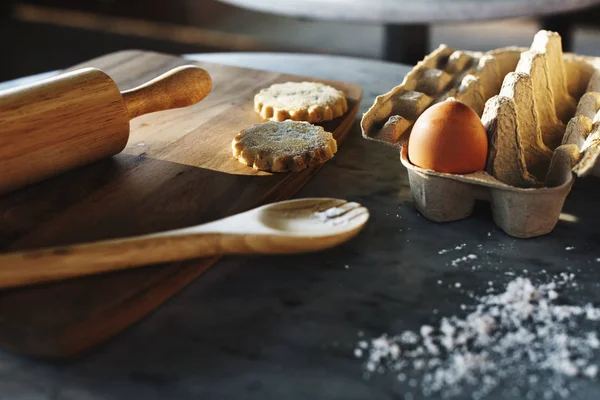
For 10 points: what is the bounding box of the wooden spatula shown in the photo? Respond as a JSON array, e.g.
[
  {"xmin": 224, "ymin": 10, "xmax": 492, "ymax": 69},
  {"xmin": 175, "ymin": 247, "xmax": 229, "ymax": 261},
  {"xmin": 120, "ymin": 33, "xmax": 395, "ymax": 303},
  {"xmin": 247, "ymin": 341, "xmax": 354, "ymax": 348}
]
[
  {"xmin": 0, "ymin": 198, "xmax": 369, "ymax": 289},
  {"xmin": 0, "ymin": 65, "xmax": 211, "ymax": 195}
]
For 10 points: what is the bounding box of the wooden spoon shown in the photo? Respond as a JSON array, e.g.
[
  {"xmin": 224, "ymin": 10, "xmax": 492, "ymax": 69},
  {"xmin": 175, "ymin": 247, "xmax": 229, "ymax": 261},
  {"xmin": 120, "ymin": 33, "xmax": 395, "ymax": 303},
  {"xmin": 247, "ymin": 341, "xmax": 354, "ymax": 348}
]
[{"xmin": 0, "ymin": 198, "xmax": 369, "ymax": 289}]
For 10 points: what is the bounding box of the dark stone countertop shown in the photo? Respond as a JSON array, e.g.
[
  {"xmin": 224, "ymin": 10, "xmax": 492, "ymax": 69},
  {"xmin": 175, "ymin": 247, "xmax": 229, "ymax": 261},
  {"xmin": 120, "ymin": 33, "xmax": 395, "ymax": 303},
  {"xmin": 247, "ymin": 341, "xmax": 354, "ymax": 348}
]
[{"xmin": 1, "ymin": 53, "xmax": 600, "ymax": 400}]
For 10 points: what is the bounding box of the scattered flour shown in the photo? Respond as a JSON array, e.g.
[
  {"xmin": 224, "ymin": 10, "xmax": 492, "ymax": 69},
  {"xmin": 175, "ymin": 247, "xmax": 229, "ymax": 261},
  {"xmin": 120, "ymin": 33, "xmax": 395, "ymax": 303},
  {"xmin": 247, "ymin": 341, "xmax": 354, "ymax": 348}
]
[
  {"xmin": 451, "ymin": 254, "xmax": 478, "ymax": 267},
  {"xmin": 316, "ymin": 207, "xmax": 346, "ymax": 220},
  {"xmin": 565, "ymin": 246, "xmax": 575, "ymax": 251},
  {"xmin": 439, "ymin": 244, "xmax": 467, "ymax": 255},
  {"xmin": 355, "ymin": 274, "xmax": 600, "ymax": 399},
  {"xmin": 314, "ymin": 203, "xmax": 361, "ymax": 226}
]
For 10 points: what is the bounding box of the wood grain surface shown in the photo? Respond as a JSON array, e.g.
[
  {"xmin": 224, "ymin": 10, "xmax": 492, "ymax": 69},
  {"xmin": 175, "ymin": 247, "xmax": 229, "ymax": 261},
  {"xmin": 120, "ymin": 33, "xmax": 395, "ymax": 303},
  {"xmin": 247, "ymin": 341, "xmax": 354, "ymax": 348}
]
[{"xmin": 0, "ymin": 50, "xmax": 362, "ymax": 358}]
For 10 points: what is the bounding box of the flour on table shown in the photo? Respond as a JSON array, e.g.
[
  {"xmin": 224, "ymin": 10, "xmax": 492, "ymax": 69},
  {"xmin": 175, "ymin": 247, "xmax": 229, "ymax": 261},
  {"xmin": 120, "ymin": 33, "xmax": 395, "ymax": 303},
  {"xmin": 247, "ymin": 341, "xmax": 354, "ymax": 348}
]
[
  {"xmin": 451, "ymin": 254, "xmax": 478, "ymax": 267},
  {"xmin": 439, "ymin": 244, "xmax": 467, "ymax": 255},
  {"xmin": 355, "ymin": 274, "xmax": 600, "ymax": 399}
]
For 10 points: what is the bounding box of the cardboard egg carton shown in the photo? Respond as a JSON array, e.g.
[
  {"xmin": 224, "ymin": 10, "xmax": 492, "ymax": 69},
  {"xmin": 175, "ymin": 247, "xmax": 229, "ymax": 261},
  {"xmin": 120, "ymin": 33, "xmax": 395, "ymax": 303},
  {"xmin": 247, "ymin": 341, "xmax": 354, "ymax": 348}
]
[{"xmin": 361, "ymin": 30, "xmax": 600, "ymax": 238}]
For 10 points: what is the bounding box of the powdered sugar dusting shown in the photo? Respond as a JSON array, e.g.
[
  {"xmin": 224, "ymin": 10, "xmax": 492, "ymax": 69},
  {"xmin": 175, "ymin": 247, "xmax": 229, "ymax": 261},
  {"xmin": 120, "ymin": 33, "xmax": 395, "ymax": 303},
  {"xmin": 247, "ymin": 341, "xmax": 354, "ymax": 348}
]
[{"xmin": 355, "ymin": 274, "xmax": 600, "ymax": 399}]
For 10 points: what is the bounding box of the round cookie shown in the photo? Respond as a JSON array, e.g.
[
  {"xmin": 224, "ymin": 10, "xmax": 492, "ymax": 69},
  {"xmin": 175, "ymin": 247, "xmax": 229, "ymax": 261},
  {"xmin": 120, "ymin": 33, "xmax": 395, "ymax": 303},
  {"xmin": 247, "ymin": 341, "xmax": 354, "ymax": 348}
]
[
  {"xmin": 254, "ymin": 82, "xmax": 348, "ymax": 123},
  {"xmin": 232, "ymin": 121, "xmax": 337, "ymax": 172}
]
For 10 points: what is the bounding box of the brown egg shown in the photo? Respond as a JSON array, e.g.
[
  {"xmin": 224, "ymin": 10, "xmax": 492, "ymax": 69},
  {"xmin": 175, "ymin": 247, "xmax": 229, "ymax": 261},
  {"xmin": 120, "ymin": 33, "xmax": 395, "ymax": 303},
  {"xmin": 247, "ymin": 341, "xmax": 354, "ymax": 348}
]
[{"xmin": 408, "ymin": 99, "xmax": 488, "ymax": 174}]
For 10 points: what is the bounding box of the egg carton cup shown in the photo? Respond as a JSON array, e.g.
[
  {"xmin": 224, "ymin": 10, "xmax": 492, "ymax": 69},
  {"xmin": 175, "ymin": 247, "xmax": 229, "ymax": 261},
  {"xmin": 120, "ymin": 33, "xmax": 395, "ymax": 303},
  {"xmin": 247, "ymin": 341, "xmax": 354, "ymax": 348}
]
[{"xmin": 362, "ymin": 30, "xmax": 600, "ymax": 238}]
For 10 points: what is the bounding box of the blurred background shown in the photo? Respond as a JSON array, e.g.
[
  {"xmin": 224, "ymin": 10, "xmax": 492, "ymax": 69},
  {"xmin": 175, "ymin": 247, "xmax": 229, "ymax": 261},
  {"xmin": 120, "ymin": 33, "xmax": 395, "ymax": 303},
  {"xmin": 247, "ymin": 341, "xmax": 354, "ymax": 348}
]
[{"xmin": 2, "ymin": 0, "xmax": 600, "ymax": 82}]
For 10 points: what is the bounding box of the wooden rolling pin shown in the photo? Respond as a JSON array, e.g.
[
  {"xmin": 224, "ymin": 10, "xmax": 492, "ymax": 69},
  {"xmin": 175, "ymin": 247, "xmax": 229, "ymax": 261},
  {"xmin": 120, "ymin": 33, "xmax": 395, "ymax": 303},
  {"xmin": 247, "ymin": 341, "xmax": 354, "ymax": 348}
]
[{"xmin": 0, "ymin": 65, "xmax": 212, "ymax": 195}]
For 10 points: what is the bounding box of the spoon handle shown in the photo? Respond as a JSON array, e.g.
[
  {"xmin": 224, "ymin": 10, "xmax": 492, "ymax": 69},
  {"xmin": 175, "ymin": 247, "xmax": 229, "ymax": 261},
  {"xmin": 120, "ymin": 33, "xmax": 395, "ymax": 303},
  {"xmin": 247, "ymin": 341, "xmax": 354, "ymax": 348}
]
[
  {"xmin": 0, "ymin": 211, "xmax": 266, "ymax": 289},
  {"xmin": 121, "ymin": 65, "xmax": 212, "ymax": 120}
]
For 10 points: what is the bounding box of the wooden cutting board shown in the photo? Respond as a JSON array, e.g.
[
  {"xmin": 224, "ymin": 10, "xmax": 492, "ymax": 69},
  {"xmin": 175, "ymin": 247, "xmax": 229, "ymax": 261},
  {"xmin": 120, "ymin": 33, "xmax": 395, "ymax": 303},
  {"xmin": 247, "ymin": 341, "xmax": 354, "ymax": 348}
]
[{"xmin": 0, "ymin": 50, "xmax": 362, "ymax": 358}]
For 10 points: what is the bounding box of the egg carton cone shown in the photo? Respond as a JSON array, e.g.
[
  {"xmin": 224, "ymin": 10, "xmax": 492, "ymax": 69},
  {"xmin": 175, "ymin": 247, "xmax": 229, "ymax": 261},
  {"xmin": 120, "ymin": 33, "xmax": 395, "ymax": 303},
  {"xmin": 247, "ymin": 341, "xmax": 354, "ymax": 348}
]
[{"xmin": 361, "ymin": 30, "xmax": 600, "ymax": 238}]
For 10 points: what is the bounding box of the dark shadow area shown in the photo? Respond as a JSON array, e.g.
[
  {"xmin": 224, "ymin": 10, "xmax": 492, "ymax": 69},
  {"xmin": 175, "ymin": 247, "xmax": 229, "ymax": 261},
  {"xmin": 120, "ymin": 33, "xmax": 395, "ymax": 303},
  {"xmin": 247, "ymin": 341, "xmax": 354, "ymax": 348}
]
[
  {"xmin": 0, "ymin": 18, "xmax": 221, "ymax": 81},
  {"xmin": 5, "ymin": 0, "xmax": 600, "ymax": 82},
  {"xmin": 0, "ymin": 154, "xmax": 280, "ymax": 358},
  {"xmin": 0, "ymin": 0, "xmax": 319, "ymax": 82}
]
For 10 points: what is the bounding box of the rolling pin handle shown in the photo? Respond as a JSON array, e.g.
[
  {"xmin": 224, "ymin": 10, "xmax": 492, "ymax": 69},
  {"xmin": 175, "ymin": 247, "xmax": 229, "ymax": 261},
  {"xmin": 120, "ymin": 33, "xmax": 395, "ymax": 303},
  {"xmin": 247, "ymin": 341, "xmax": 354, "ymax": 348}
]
[{"xmin": 120, "ymin": 65, "xmax": 212, "ymax": 120}]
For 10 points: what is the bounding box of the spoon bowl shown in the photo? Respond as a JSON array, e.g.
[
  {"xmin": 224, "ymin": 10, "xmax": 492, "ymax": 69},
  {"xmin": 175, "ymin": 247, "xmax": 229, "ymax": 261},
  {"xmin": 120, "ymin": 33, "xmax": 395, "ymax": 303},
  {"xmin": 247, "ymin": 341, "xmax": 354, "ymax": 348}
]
[{"xmin": 257, "ymin": 198, "xmax": 369, "ymax": 235}]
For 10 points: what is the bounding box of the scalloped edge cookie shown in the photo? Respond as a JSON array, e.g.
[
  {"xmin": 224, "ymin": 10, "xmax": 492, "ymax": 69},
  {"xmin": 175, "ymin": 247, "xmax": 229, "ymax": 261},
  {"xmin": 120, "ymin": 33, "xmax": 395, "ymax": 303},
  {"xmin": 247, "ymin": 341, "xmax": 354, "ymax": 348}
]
[
  {"xmin": 254, "ymin": 82, "xmax": 348, "ymax": 123},
  {"xmin": 232, "ymin": 121, "xmax": 337, "ymax": 172}
]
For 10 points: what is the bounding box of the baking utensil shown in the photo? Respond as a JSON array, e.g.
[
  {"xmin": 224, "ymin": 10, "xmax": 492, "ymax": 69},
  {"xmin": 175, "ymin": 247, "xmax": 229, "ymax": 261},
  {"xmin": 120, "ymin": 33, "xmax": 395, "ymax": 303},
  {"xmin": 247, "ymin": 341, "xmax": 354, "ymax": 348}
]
[
  {"xmin": 0, "ymin": 198, "xmax": 368, "ymax": 289},
  {"xmin": 0, "ymin": 65, "xmax": 211, "ymax": 194}
]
